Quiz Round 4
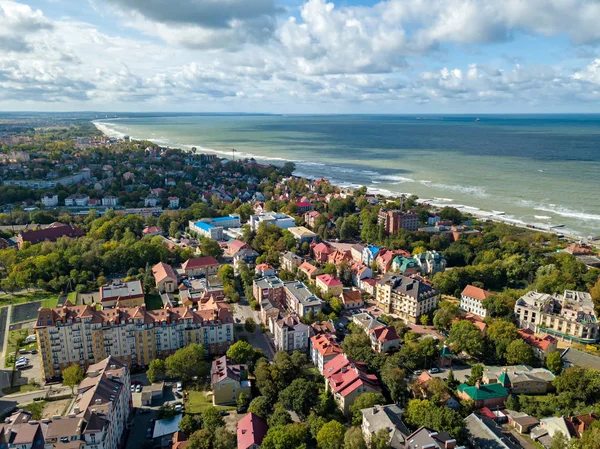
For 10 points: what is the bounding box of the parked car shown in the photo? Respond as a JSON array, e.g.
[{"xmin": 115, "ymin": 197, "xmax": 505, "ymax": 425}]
[
  {"xmin": 18, "ymin": 349, "xmax": 28, "ymax": 355},
  {"xmin": 428, "ymin": 368, "xmax": 440, "ymax": 374},
  {"xmin": 30, "ymin": 350, "xmax": 38, "ymax": 355},
  {"xmin": 136, "ymin": 384, "xmax": 142, "ymax": 393},
  {"xmin": 176, "ymin": 382, "xmax": 183, "ymax": 392},
  {"xmin": 130, "ymin": 385, "xmax": 136, "ymax": 393},
  {"xmin": 413, "ymin": 370, "xmax": 422, "ymax": 376},
  {"xmin": 236, "ymin": 406, "xmax": 247, "ymax": 414},
  {"xmin": 220, "ymin": 410, "xmax": 229, "ymax": 416}
]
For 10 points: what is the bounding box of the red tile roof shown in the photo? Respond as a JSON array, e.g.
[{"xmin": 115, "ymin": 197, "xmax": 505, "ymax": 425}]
[
  {"xmin": 518, "ymin": 328, "xmax": 557, "ymax": 351},
  {"xmin": 152, "ymin": 262, "xmax": 176, "ymax": 283},
  {"xmin": 316, "ymin": 274, "xmax": 343, "ymax": 288},
  {"xmin": 237, "ymin": 413, "xmax": 267, "ymax": 449},
  {"xmin": 461, "ymin": 285, "xmax": 491, "ymax": 301},
  {"xmin": 323, "ymin": 354, "xmax": 380, "ymax": 398},
  {"xmin": 182, "ymin": 256, "xmax": 220, "ymax": 270},
  {"xmin": 310, "ymin": 334, "xmax": 342, "ymax": 358},
  {"xmin": 228, "ymin": 239, "xmax": 249, "ymax": 254},
  {"xmin": 341, "ymin": 289, "xmax": 363, "ymax": 305},
  {"xmin": 369, "ymin": 325, "xmax": 400, "ymax": 343}
]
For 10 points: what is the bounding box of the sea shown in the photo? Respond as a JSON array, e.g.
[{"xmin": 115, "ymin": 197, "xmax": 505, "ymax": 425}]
[{"xmin": 93, "ymin": 114, "xmax": 600, "ymax": 238}]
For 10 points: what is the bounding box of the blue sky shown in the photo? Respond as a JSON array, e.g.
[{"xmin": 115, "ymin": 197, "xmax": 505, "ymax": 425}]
[{"xmin": 1, "ymin": 0, "xmax": 600, "ymax": 113}]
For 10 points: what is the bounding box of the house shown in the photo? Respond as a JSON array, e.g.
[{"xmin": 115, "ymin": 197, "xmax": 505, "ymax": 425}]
[
  {"xmin": 65, "ymin": 193, "xmax": 89, "ymax": 207},
  {"xmin": 368, "ymin": 325, "xmax": 401, "ymax": 353},
  {"xmin": 404, "ymin": 426, "xmax": 461, "ymax": 449},
  {"xmin": 305, "ymin": 210, "xmax": 321, "ymax": 228},
  {"xmin": 102, "ymin": 195, "xmax": 119, "ymax": 207},
  {"xmin": 536, "ymin": 416, "xmax": 573, "ymax": 444},
  {"xmin": 296, "ymin": 201, "xmax": 313, "ymax": 213},
  {"xmin": 233, "ymin": 248, "xmax": 260, "ymax": 269},
  {"xmin": 323, "ymin": 353, "xmax": 381, "ymax": 415},
  {"xmin": 310, "ymin": 333, "xmax": 342, "ymax": 373},
  {"xmin": 375, "ymin": 249, "xmax": 395, "ymax": 273},
  {"xmin": 313, "ymin": 242, "xmax": 334, "ymax": 263},
  {"xmin": 464, "ymin": 413, "xmax": 519, "ymax": 449},
  {"xmin": 182, "ymin": 256, "xmax": 220, "ymax": 277},
  {"xmin": 484, "ymin": 365, "xmax": 555, "ymax": 395},
  {"xmin": 413, "ymin": 251, "xmax": 447, "ymax": 275},
  {"xmin": 41, "ymin": 192, "xmax": 58, "ymax": 207},
  {"xmin": 361, "ymin": 404, "xmax": 410, "ymax": 449},
  {"xmin": 298, "ymin": 261, "xmax": 320, "ymax": 279},
  {"xmin": 505, "ymin": 410, "xmax": 539, "ymax": 434},
  {"xmin": 359, "ymin": 278, "xmax": 377, "ymax": 296},
  {"xmin": 391, "ymin": 256, "xmax": 420, "ymax": 275},
  {"xmin": 280, "ymin": 251, "xmax": 304, "ymax": 272},
  {"xmin": 565, "ymin": 413, "xmax": 598, "ymax": 438},
  {"xmin": 228, "ymin": 239, "xmax": 250, "ymax": 257},
  {"xmin": 152, "ymin": 262, "xmax": 177, "ymax": 293},
  {"xmin": 362, "ymin": 245, "xmax": 381, "ymax": 267},
  {"xmin": 274, "ymin": 314, "xmax": 309, "ymax": 352},
  {"xmin": 145, "ymin": 195, "xmax": 159, "ymax": 207},
  {"xmin": 340, "ymin": 289, "xmax": 364, "ymax": 309},
  {"xmin": 143, "ymin": 226, "xmax": 163, "ymax": 236},
  {"xmin": 310, "ymin": 320, "xmax": 336, "ymax": 336},
  {"xmin": 518, "ymin": 328, "xmax": 558, "ymax": 360},
  {"xmin": 353, "ymin": 313, "xmax": 385, "ymax": 332},
  {"xmin": 457, "ymin": 382, "xmax": 508, "ymax": 409},
  {"xmin": 17, "ymin": 222, "xmax": 85, "ymax": 249},
  {"xmin": 288, "ymin": 226, "xmax": 317, "ymax": 244},
  {"xmin": 376, "ymin": 273, "xmax": 440, "ymax": 324},
  {"xmin": 211, "ymin": 356, "xmax": 251, "ymax": 405},
  {"xmin": 328, "ymin": 249, "xmax": 353, "ymax": 266},
  {"xmin": 460, "ymin": 285, "xmax": 492, "ymax": 319},
  {"xmin": 316, "ymin": 274, "xmax": 343, "ymax": 297},
  {"xmin": 255, "ymin": 263, "xmax": 275, "ymax": 277},
  {"xmin": 100, "ymin": 279, "xmax": 145, "ymax": 309},
  {"xmin": 237, "ymin": 413, "xmax": 267, "ymax": 449}
]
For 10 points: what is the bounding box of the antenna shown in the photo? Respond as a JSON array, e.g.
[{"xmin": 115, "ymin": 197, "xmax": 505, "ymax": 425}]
[{"xmin": 232, "ymin": 148, "xmax": 237, "ymax": 161}]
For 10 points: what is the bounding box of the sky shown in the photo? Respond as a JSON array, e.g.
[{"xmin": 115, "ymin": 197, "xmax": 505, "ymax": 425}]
[{"xmin": 2, "ymin": 0, "xmax": 600, "ymax": 113}]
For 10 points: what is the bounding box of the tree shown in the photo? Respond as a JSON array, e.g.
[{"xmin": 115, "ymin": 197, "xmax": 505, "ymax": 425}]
[
  {"xmin": 448, "ymin": 320, "xmax": 483, "ymax": 357},
  {"xmin": 165, "ymin": 344, "xmax": 209, "ymax": 383},
  {"xmin": 214, "ymin": 427, "xmax": 237, "ymax": 449},
  {"xmin": 316, "ymin": 421, "xmax": 345, "ymax": 449},
  {"xmin": 187, "ymin": 429, "xmax": 212, "ymax": 449},
  {"xmin": 371, "ymin": 428, "xmax": 393, "ymax": 449},
  {"xmin": 504, "ymin": 394, "xmax": 520, "ymax": 411},
  {"xmin": 420, "ymin": 315, "xmax": 429, "ymax": 326},
  {"xmin": 201, "ymin": 238, "xmax": 223, "ymax": 258},
  {"xmin": 482, "ymin": 293, "xmax": 517, "ymax": 320},
  {"xmin": 217, "ymin": 264, "xmax": 235, "ymax": 284},
  {"xmin": 237, "ymin": 392, "xmax": 251, "ymax": 409},
  {"xmin": 505, "ymin": 339, "xmax": 534, "ymax": 365},
  {"xmin": 467, "ymin": 364, "xmax": 484, "ymax": 386},
  {"xmin": 62, "ymin": 364, "xmax": 84, "ymax": 395},
  {"xmin": 433, "ymin": 302, "xmax": 460, "ymax": 331},
  {"xmin": 349, "ymin": 393, "xmax": 385, "ymax": 425},
  {"xmin": 406, "ymin": 399, "xmax": 464, "ymax": 438},
  {"xmin": 245, "ymin": 317, "xmax": 256, "ymax": 333},
  {"xmin": 307, "ymin": 413, "xmax": 328, "ymax": 440},
  {"xmin": 201, "ymin": 406, "xmax": 225, "ymax": 434},
  {"xmin": 179, "ymin": 414, "xmax": 202, "ymax": 435},
  {"xmin": 487, "ymin": 320, "xmax": 519, "ymax": 362},
  {"xmin": 147, "ymin": 358, "xmax": 166, "ymax": 383},
  {"xmin": 248, "ymin": 396, "xmax": 271, "ymax": 419},
  {"xmin": 550, "ymin": 431, "xmax": 568, "ymax": 449},
  {"xmin": 279, "ymin": 378, "xmax": 319, "ymax": 418},
  {"xmin": 227, "ymin": 340, "xmax": 255, "ymax": 364},
  {"xmin": 343, "ymin": 427, "xmax": 367, "ymax": 449},
  {"xmin": 261, "ymin": 423, "xmax": 309, "ymax": 449},
  {"xmin": 381, "ymin": 364, "xmax": 407, "ymax": 403},
  {"xmin": 546, "ymin": 351, "xmax": 563, "ymax": 375},
  {"xmin": 446, "ymin": 368, "xmax": 458, "ymax": 390},
  {"xmin": 268, "ymin": 403, "xmax": 293, "ymax": 428}
]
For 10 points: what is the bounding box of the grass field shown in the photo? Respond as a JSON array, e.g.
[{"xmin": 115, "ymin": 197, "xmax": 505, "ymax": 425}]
[
  {"xmin": 0, "ymin": 291, "xmax": 56, "ymax": 307},
  {"xmin": 67, "ymin": 292, "xmax": 78, "ymax": 304},
  {"xmin": 184, "ymin": 390, "xmax": 236, "ymax": 415},
  {"xmin": 145, "ymin": 294, "xmax": 163, "ymax": 311},
  {"xmin": 5, "ymin": 328, "xmax": 36, "ymax": 367}
]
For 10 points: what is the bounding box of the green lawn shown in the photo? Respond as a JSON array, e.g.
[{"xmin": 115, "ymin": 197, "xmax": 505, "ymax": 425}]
[
  {"xmin": 2, "ymin": 384, "xmax": 41, "ymax": 395},
  {"xmin": 66, "ymin": 292, "xmax": 78, "ymax": 305},
  {"xmin": 5, "ymin": 329, "xmax": 37, "ymax": 367},
  {"xmin": 0, "ymin": 291, "xmax": 57, "ymax": 307},
  {"xmin": 184, "ymin": 390, "xmax": 235, "ymax": 415},
  {"xmin": 145, "ymin": 294, "xmax": 163, "ymax": 311},
  {"xmin": 42, "ymin": 296, "xmax": 59, "ymax": 308}
]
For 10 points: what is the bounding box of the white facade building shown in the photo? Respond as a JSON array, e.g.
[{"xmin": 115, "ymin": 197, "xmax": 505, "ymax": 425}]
[
  {"xmin": 460, "ymin": 285, "xmax": 491, "ymax": 318},
  {"xmin": 249, "ymin": 212, "xmax": 296, "ymax": 231},
  {"xmin": 41, "ymin": 193, "xmax": 59, "ymax": 207}
]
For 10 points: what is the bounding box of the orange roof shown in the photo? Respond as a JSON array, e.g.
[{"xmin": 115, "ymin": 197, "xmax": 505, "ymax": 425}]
[
  {"xmin": 341, "ymin": 289, "xmax": 363, "ymax": 304},
  {"xmin": 369, "ymin": 325, "xmax": 400, "ymax": 343},
  {"xmin": 461, "ymin": 285, "xmax": 491, "ymax": 301},
  {"xmin": 518, "ymin": 328, "xmax": 557, "ymax": 351},
  {"xmin": 299, "ymin": 261, "xmax": 319, "ymax": 275},
  {"xmin": 316, "ymin": 274, "xmax": 343, "ymax": 288},
  {"xmin": 152, "ymin": 262, "xmax": 176, "ymax": 283},
  {"xmin": 310, "ymin": 334, "xmax": 342, "ymax": 357},
  {"xmin": 460, "ymin": 314, "xmax": 488, "ymax": 332},
  {"xmin": 255, "ymin": 263, "xmax": 274, "ymax": 272}
]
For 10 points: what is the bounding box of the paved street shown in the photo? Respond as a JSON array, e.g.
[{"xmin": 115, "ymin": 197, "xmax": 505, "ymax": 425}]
[{"xmin": 235, "ymin": 298, "xmax": 275, "ymax": 359}]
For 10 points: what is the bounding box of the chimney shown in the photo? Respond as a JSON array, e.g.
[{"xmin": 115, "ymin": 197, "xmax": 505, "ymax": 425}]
[{"xmin": 445, "ymin": 439, "xmax": 457, "ymax": 449}]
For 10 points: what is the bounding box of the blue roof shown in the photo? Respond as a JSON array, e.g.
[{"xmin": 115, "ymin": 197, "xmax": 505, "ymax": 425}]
[
  {"xmin": 194, "ymin": 221, "xmax": 215, "ymax": 231},
  {"xmin": 153, "ymin": 414, "xmax": 182, "ymax": 438},
  {"xmin": 212, "ymin": 216, "xmax": 233, "ymax": 222}
]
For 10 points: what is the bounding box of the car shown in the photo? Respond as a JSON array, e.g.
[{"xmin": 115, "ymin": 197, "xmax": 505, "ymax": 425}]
[
  {"xmin": 136, "ymin": 384, "xmax": 142, "ymax": 393},
  {"xmin": 236, "ymin": 407, "xmax": 247, "ymax": 414},
  {"xmin": 235, "ymin": 318, "xmax": 241, "ymax": 323},
  {"xmin": 174, "ymin": 404, "xmax": 183, "ymax": 412},
  {"xmin": 413, "ymin": 370, "xmax": 422, "ymax": 375},
  {"xmin": 30, "ymin": 350, "xmax": 38, "ymax": 355},
  {"xmin": 16, "ymin": 363, "xmax": 29, "ymax": 370},
  {"xmin": 176, "ymin": 382, "xmax": 183, "ymax": 392},
  {"xmin": 175, "ymin": 391, "xmax": 182, "ymax": 399},
  {"xmin": 18, "ymin": 349, "xmax": 29, "ymax": 355},
  {"xmin": 130, "ymin": 385, "xmax": 136, "ymax": 392},
  {"xmin": 146, "ymin": 429, "xmax": 153, "ymax": 439},
  {"xmin": 428, "ymin": 368, "xmax": 440, "ymax": 374},
  {"xmin": 16, "ymin": 357, "xmax": 28, "ymax": 362},
  {"xmin": 220, "ymin": 410, "xmax": 229, "ymax": 416}
]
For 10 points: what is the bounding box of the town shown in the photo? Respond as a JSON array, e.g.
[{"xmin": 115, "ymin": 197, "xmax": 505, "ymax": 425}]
[{"xmin": 0, "ymin": 117, "xmax": 599, "ymax": 449}]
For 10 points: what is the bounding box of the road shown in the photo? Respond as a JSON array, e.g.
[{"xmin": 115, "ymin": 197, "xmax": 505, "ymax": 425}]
[{"xmin": 234, "ymin": 298, "xmax": 275, "ymax": 359}]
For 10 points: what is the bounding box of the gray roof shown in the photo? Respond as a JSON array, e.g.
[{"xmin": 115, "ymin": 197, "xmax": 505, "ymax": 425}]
[
  {"xmin": 405, "ymin": 427, "xmax": 456, "ymax": 449},
  {"xmin": 362, "ymin": 405, "xmax": 410, "ymax": 449},
  {"xmin": 283, "ymin": 281, "xmax": 323, "ymax": 307},
  {"xmin": 380, "ymin": 273, "xmax": 438, "ymax": 301},
  {"xmin": 561, "ymin": 348, "xmax": 600, "ymax": 371},
  {"xmin": 254, "ymin": 276, "xmax": 284, "ymax": 290},
  {"xmin": 464, "ymin": 414, "xmax": 521, "ymax": 449}
]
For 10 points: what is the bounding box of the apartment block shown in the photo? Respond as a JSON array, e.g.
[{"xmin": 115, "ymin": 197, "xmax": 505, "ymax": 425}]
[
  {"xmin": 35, "ymin": 300, "xmax": 234, "ymax": 380},
  {"xmin": 254, "ymin": 277, "xmax": 322, "ymax": 319},
  {"xmin": 376, "ymin": 274, "xmax": 440, "ymax": 323},
  {"xmin": 377, "ymin": 209, "xmax": 419, "ymax": 234},
  {"xmin": 274, "ymin": 314, "xmax": 309, "ymax": 352}
]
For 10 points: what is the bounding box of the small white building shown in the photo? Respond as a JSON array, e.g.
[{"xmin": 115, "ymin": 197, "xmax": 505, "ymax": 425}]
[
  {"xmin": 102, "ymin": 195, "xmax": 119, "ymax": 207},
  {"xmin": 41, "ymin": 193, "xmax": 58, "ymax": 207},
  {"xmin": 460, "ymin": 285, "xmax": 492, "ymax": 318},
  {"xmin": 168, "ymin": 196, "xmax": 179, "ymax": 209},
  {"xmin": 65, "ymin": 193, "xmax": 89, "ymax": 207},
  {"xmin": 249, "ymin": 212, "xmax": 296, "ymax": 231},
  {"xmin": 144, "ymin": 195, "xmax": 159, "ymax": 207}
]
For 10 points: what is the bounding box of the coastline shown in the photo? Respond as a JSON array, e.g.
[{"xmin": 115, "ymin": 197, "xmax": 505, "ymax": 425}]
[{"xmin": 92, "ymin": 120, "xmax": 588, "ymax": 243}]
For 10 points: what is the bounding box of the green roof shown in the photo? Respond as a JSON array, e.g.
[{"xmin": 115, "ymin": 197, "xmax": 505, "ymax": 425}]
[
  {"xmin": 440, "ymin": 346, "xmax": 452, "ymax": 357},
  {"xmin": 498, "ymin": 372, "xmax": 511, "ymax": 388},
  {"xmin": 458, "ymin": 382, "xmax": 508, "ymax": 401}
]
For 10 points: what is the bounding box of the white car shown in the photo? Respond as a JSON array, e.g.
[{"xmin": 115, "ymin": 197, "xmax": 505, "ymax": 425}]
[
  {"xmin": 136, "ymin": 384, "xmax": 142, "ymax": 393},
  {"xmin": 176, "ymin": 382, "xmax": 183, "ymax": 392}
]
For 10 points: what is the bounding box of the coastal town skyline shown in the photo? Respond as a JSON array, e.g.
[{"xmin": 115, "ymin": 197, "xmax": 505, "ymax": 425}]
[{"xmin": 2, "ymin": 0, "xmax": 600, "ymax": 113}]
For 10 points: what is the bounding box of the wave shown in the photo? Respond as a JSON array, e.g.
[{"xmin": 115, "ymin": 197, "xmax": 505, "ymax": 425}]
[
  {"xmin": 418, "ymin": 180, "xmax": 488, "ymax": 197},
  {"xmin": 379, "ymin": 175, "xmax": 415, "ymax": 183},
  {"xmin": 534, "ymin": 205, "xmax": 600, "ymax": 222},
  {"xmin": 534, "ymin": 215, "xmax": 551, "ymax": 220}
]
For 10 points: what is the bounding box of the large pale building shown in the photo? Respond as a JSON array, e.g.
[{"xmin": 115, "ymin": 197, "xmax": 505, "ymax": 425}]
[
  {"xmin": 460, "ymin": 285, "xmax": 492, "ymax": 319},
  {"xmin": 100, "ymin": 280, "xmax": 145, "ymax": 309},
  {"xmin": 514, "ymin": 290, "xmax": 599, "ymax": 343},
  {"xmin": 376, "ymin": 274, "xmax": 440, "ymax": 323},
  {"xmin": 35, "ymin": 299, "xmax": 234, "ymax": 380}
]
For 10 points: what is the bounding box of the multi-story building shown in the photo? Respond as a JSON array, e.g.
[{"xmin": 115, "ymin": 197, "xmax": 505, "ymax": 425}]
[
  {"xmin": 460, "ymin": 285, "xmax": 492, "ymax": 319},
  {"xmin": 0, "ymin": 356, "xmax": 131, "ymax": 449},
  {"xmin": 3, "ymin": 169, "xmax": 91, "ymax": 189},
  {"xmin": 41, "ymin": 192, "xmax": 59, "ymax": 207},
  {"xmin": 100, "ymin": 280, "xmax": 145, "ymax": 309},
  {"xmin": 315, "ymin": 274, "xmax": 343, "ymax": 297},
  {"xmin": 280, "ymin": 251, "xmax": 304, "ymax": 272},
  {"xmin": 288, "ymin": 226, "xmax": 317, "ymax": 244},
  {"xmin": 65, "ymin": 193, "xmax": 90, "ymax": 207},
  {"xmin": 168, "ymin": 196, "xmax": 180, "ymax": 209},
  {"xmin": 310, "ymin": 333, "xmax": 342, "ymax": 373},
  {"xmin": 35, "ymin": 300, "xmax": 234, "ymax": 380},
  {"xmin": 376, "ymin": 274, "xmax": 440, "ymax": 323},
  {"xmin": 361, "ymin": 405, "xmax": 410, "ymax": 449},
  {"xmin": 518, "ymin": 328, "xmax": 558, "ymax": 360},
  {"xmin": 249, "ymin": 212, "xmax": 295, "ymax": 231},
  {"xmin": 211, "ymin": 356, "xmax": 251, "ymax": 405},
  {"xmin": 189, "ymin": 220, "xmax": 223, "ymax": 240},
  {"xmin": 254, "ymin": 277, "xmax": 322, "ymax": 318},
  {"xmin": 413, "ymin": 250, "xmax": 447, "ymax": 275},
  {"xmin": 377, "ymin": 209, "xmax": 419, "ymax": 234},
  {"xmin": 181, "ymin": 256, "xmax": 220, "ymax": 277},
  {"xmin": 152, "ymin": 262, "xmax": 177, "ymax": 293},
  {"xmin": 274, "ymin": 314, "xmax": 309, "ymax": 352},
  {"xmin": 514, "ymin": 290, "xmax": 599, "ymax": 343},
  {"xmin": 102, "ymin": 195, "xmax": 119, "ymax": 207}
]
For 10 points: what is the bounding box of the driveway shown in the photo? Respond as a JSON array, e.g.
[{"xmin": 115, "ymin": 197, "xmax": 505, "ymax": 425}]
[
  {"xmin": 426, "ymin": 365, "xmax": 472, "ymax": 383},
  {"xmin": 234, "ymin": 299, "xmax": 275, "ymax": 359}
]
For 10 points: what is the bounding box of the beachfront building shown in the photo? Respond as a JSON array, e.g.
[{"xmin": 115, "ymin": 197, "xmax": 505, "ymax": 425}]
[
  {"xmin": 377, "ymin": 209, "xmax": 419, "ymax": 234},
  {"xmin": 460, "ymin": 285, "xmax": 492, "ymax": 319},
  {"xmin": 99, "ymin": 280, "xmax": 145, "ymax": 309},
  {"xmin": 514, "ymin": 290, "xmax": 599, "ymax": 343},
  {"xmin": 376, "ymin": 274, "xmax": 440, "ymax": 324},
  {"xmin": 35, "ymin": 300, "xmax": 234, "ymax": 380},
  {"xmin": 249, "ymin": 211, "xmax": 296, "ymax": 231}
]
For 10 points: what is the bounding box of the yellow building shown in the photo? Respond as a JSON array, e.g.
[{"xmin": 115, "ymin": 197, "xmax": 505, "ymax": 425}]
[
  {"xmin": 315, "ymin": 274, "xmax": 343, "ymax": 297},
  {"xmin": 376, "ymin": 273, "xmax": 439, "ymax": 324},
  {"xmin": 211, "ymin": 356, "xmax": 251, "ymax": 405}
]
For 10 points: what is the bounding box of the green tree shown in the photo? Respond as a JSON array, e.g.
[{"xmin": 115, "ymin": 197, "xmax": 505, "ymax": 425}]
[
  {"xmin": 187, "ymin": 429, "xmax": 212, "ymax": 449},
  {"xmin": 279, "ymin": 378, "xmax": 319, "ymax": 418},
  {"xmin": 487, "ymin": 320, "xmax": 519, "ymax": 362},
  {"xmin": 420, "ymin": 315, "xmax": 429, "ymax": 326},
  {"xmin": 343, "ymin": 427, "xmax": 367, "ymax": 449},
  {"xmin": 200, "ymin": 238, "xmax": 224, "ymax": 258},
  {"xmin": 201, "ymin": 406, "xmax": 225, "ymax": 434},
  {"xmin": 62, "ymin": 364, "xmax": 84, "ymax": 395},
  {"xmin": 448, "ymin": 320, "xmax": 483, "ymax": 357},
  {"xmin": 546, "ymin": 351, "xmax": 563, "ymax": 375},
  {"xmin": 307, "ymin": 413, "xmax": 328, "ymax": 440},
  {"xmin": 467, "ymin": 364, "xmax": 484, "ymax": 386},
  {"xmin": 550, "ymin": 431, "xmax": 568, "ymax": 449},
  {"xmin": 165, "ymin": 344, "xmax": 209, "ymax": 383},
  {"xmin": 261, "ymin": 423, "xmax": 309, "ymax": 449},
  {"xmin": 504, "ymin": 394, "xmax": 520, "ymax": 411},
  {"xmin": 213, "ymin": 427, "xmax": 237, "ymax": 449},
  {"xmin": 179, "ymin": 414, "xmax": 202, "ymax": 435},
  {"xmin": 245, "ymin": 317, "xmax": 257, "ymax": 333},
  {"xmin": 237, "ymin": 392, "xmax": 251, "ymax": 409},
  {"xmin": 505, "ymin": 339, "xmax": 534, "ymax": 365},
  {"xmin": 381, "ymin": 364, "xmax": 407, "ymax": 403},
  {"xmin": 268, "ymin": 403, "xmax": 293, "ymax": 428},
  {"xmin": 371, "ymin": 428, "xmax": 393, "ymax": 449},
  {"xmin": 446, "ymin": 368, "xmax": 458, "ymax": 390},
  {"xmin": 405, "ymin": 399, "xmax": 464, "ymax": 438},
  {"xmin": 248, "ymin": 396, "xmax": 272, "ymax": 419},
  {"xmin": 349, "ymin": 393, "xmax": 385, "ymax": 425},
  {"xmin": 432, "ymin": 301, "xmax": 460, "ymax": 331},
  {"xmin": 217, "ymin": 264, "xmax": 235, "ymax": 284},
  {"xmin": 317, "ymin": 421, "xmax": 345, "ymax": 449},
  {"xmin": 147, "ymin": 358, "xmax": 166, "ymax": 383},
  {"xmin": 226, "ymin": 340, "xmax": 255, "ymax": 364}
]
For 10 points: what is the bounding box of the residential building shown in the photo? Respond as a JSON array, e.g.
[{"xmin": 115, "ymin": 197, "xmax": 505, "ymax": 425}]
[
  {"xmin": 211, "ymin": 356, "xmax": 251, "ymax": 405},
  {"xmin": 391, "ymin": 256, "xmax": 420, "ymax": 275},
  {"xmin": 283, "ymin": 281, "xmax": 323, "ymax": 318},
  {"xmin": 3, "ymin": 169, "xmax": 91, "ymax": 189},
  {"xmin": 237, "ymin": 413, "xmax": 267, "ymax": 449},
  {"xmin": 340, "ymin": 289, "xmax": 364, "ymax": 309},
  {"xmin": 35, "ymin": 300, "xmax": 233, "ymax": 380},
  {"xmin": 464, "ymin": 413, "xmax": 520, "ymax": 449},
  {"xmin": 305, "ymin": 210, "xmax": 321, "ymax": 228},
  {"xmin": 565, "ymin": 413, "xmax": 598, "ymax": 438},
  {"xmin": 17, "ymin": 222, "xmax": 85, "ymax": 249},
  {"xmin": 255, "ymin": 263, "xmax": 275, "ymax": 277},
  {"xmin": 361, "ymin": 404, "xmax": 410, "ymax": 449},
  {"xmin": 457, "ymin": 382, "xmax": 508, "ymax": 409},
  {"xmin": 460, "ymin": 285, "xmax": 492, "ymax": 319},
  {"xmin": 376, "ymin": 274, "xmax": 440, "ymax": 324},
  {"xmin": 249, "ymin": 212, "xmax": 295, "ymax": 231},
  {"xmin": 143, "ymin": 226, "xmax": 163, "ymax": 236},
  {"xmin": 168, "ymin": 196, "xmax": 180, "ymax": 208},
  {"xmin": 483, "ymin": 365, "xmax": 556, "ymax": 395},
  {"xmin": 296, "ymin": 201, "xmax": 313, "ymax": 213},
  {"xmin": 377, "ymin": 209, "xmax": 419, "ymax": 234},
  {"xmin": 100, "ymin": 280, "xmax": 145, "ymax": 309},
  {"xmin": 152, "ymin": 262, "xmax": 177, "ymax": 293},
  {"xmin": 298, "ymin": 261, "xmax": 320, "ymax": 279},
  {"xmin": 102, "ymin": 195, "xmax": 119, "ymax": 207},
  {"xmin": 353, "ymin": 313, "xmax": 385, "ymax": 332},
  {"xmin": 413, "ymin": 251, "xmax": 447, "ymax": 275},
  {"xmin": 41, "ymin": 192, "xmax": 59, "ymax": 207},
  {"xmin": 514, "ymin": 290, "xmax": 599, "ymax": 343},
  {"xmin": 310, "ymin": 320, "xmax": 336, "ymax": 336},
  {"xmin": 228, "ymin": 239, "xmax": 250, "ymax": 257},
  {"xmin": 288, "ymin": 226, "xmax": 317, "ymax": 244},
  {"xmin": 505, "ymin": 410, "xmax": 539, "ymax": 434},
  {"xmin": 313, "ymin": 242, "xmax": 334, "ymax": 263},
  {"xmin": 537, "ymin": 416, "xmax": 574, "ymax": 445},
  {"xmin": 145, "ymin": 195, "xmax": 159, "ymax": 207},
  {"xmin": 405, "ymin": 427, "xmax": 462, "ymax": 449},
  {"xmin": 362, "ymin": 245, "xmax": 381, "ymax": 267},
  {"xmin": 182, "ymin": 256, "xmax": 220, "ymax": 277},
  {"xmin": 310, "ymin": 333, "xmax": 342, "ymax": 373},
  {"xmin": 274, "ymin": 314, "xmax": 309, "ymax": 352},
  {"xmin": 253, "ymin": 276, "xmax": 286, "ymax": 305},
  {"xmin": 359, "ymin": 278, "xmax": 377, "ymax": 296},
  {"xmin": 323, "ymin": 354, "xmax": 381, "ymax": 415},
  {"xmin": 233, "ymin": 248, "xmax": 259, "ymax": 269},
  {"xmin": 315, "ymin": 274, "xmax": 343, "ymax": 297},
  {"xmin": 65, "ymin": 193, "xmax": 90, "ymax": 207},
  {"xmin": 280, "ymin": 251, "xmax": 304, "ymax": 271},
  {"xmin": 517, "ymin": 328, "xmax": 558, "ymax": 360},
  {"xmin": 368, "ymin": 325, "xmax": 401, "ymax": 353}
]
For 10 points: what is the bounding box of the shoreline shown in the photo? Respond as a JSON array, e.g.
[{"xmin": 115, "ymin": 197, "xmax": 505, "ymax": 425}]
[{"xmin": 92, "ymin": 120, "xmax": 590, "ymax": 243}]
